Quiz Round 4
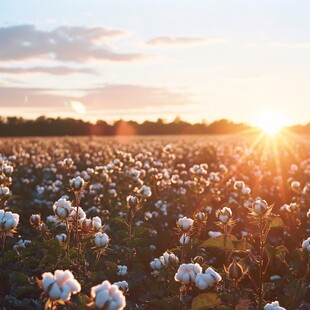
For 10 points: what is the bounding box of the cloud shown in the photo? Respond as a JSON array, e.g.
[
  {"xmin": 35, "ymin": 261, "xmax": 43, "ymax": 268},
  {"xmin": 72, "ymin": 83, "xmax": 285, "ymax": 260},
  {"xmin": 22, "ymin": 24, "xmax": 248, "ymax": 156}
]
[
  {"xmin": 0, "ymin": 84, "xmax": 189, "ymax": 111},
  {"xmin": 0, "ymin": 25, "xmax": 145, "ymax": 62},
  {"xmin": 0, "ymin": 66, "xmax": 98, "ymax": 75},
  {"xmin": 146, "ymin": 36, "xmax": 223, "ymax": 47}
]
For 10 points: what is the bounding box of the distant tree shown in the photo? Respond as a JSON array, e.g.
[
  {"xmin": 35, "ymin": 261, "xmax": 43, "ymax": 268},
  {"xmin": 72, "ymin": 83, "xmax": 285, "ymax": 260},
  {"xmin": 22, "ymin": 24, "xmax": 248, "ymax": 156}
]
[{"xmin": 0, "ymin": 115, "xmax": 308, "ymax": 136}]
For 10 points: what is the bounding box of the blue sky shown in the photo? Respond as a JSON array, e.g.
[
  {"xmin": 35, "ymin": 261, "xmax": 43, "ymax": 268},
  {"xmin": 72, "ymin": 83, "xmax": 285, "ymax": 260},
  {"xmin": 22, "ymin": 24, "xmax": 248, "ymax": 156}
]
[{"xmin": 1, "ymin": 1, "xmax": 310, "ymax": 124}]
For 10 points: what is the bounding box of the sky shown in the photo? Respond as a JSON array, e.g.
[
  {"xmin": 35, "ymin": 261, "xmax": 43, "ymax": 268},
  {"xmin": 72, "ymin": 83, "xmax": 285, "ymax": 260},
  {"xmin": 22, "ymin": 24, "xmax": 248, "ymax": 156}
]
[{"xmin": 0, "ymin": 0, "xmax": 310, "ymax": 125}]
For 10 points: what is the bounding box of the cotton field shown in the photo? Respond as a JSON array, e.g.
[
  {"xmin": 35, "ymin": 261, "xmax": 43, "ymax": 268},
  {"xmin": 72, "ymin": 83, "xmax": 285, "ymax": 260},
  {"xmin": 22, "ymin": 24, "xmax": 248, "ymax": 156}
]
[{"xmin": 0, "ymin": 135, "xmax": 309, "ymax": 309}]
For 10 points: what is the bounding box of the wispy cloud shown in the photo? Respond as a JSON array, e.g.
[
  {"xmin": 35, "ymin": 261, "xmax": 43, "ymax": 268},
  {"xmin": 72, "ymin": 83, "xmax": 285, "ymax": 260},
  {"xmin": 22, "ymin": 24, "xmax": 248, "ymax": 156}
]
[
  {"xmin": 0, "ymin": 25, "xmax": 145, "ymax": 62},
  {"xmin": 0, "ymin": 84, "xmax": 190, "ymax": 111},
  {"xmin": 0, "ymin": 66, "xmax": 98, "ymax": 75},
  {"xmin": 146, "ymin": 36, "xmax": 224, "ymax": 47}
]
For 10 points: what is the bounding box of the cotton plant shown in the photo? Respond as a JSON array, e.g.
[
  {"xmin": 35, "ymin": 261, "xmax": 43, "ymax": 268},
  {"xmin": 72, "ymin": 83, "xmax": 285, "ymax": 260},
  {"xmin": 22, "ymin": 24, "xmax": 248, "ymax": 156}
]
[{"xmin": 176, "ymin": 217, "xmax": 194, "ymax": 261}]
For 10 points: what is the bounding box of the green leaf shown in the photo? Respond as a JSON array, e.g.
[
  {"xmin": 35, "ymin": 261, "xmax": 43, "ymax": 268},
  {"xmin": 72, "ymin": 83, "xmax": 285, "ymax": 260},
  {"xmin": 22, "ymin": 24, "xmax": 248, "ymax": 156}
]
[
  {"xmin": 15, "ymin": 286, "xmax": 36, "ymax": 298},
  {"xmin": 191, "ymin": 293, "xmax": 222, "ymax": 310},
  {"xmin": 133, "ymin": 226, "xmax": 151, "ymax": 237},
  {"xmin": 275, "ymin": 245, "xmax": 288, "ymax": 262},
  {"xmin": 265, "ymin": 244, "xmax": 288, "ymax": 263},
  {"xmin": 10, "ymin": 271, "xmax": 28, "ymax": 285},
  {"xmin": 200, "ymin": 235, "xmax": 252, "ymax": 251},
  {"xmin": 133, "ymin": 237, "xmax": 148, "ymax": 247},
  {"xmin": 150, "ymin": 296, "xmax": 180, "ymax": 310},
  {"xmin": 270, "ymin": 216, "xmax": 285, "ymax": 229}
]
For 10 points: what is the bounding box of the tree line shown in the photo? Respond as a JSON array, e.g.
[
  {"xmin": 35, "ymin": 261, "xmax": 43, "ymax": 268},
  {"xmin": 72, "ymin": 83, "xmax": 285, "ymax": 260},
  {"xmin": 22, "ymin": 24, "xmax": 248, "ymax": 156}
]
[{"xmin": 0, "ymin": 116, "xmax": 308, "ymax": 136}]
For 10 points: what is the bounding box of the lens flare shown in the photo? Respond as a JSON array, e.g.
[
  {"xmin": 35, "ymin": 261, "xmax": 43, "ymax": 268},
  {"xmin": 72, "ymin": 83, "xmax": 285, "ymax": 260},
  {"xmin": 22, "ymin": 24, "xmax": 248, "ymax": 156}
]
[
  {"xmin": 65, "ymin": 100, "xmax": 86, "ymax": 115},
  {"xmin": 254, "ymin": 111, "xmax": 289, "ymax": 136}
]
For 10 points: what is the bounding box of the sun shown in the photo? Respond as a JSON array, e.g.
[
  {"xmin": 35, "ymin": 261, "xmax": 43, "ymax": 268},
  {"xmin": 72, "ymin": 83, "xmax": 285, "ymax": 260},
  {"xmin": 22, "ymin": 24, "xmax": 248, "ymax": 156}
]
[{"xmin": 254, "ymin": 111, "xmax": 289, "ymax": 136}]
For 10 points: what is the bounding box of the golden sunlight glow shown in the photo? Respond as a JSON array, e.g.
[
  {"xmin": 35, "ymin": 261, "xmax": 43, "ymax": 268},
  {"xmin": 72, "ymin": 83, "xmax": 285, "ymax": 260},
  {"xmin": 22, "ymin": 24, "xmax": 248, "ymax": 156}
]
[{"xmin": 254, "ymin": 111, "xmax": 289, "ymax": 136}]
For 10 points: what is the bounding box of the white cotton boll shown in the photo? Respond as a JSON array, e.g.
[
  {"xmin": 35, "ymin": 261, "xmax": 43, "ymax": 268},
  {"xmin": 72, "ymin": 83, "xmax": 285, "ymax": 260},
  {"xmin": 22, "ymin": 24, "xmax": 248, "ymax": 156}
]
[
  {"xmin": 53, "ymin": 198, "xmax": 72, "ymax": 219},
  {"xmin": 41, "ymin": 269, "xmax": 81, "ymax": 302},
  {"xmin": 69, "ymin": 207, "xmax": 86, "ymax": 221},
  {"xmin": 177, "ymin": 217, "xmax": 194, "ymax": 231},
  {"xmin": 208, "ymin": 231, "xmax": 222, "ymax": 238},
  {"xmin": 94, "ymin": 232, "xmax": 109, "ymax": 248},
  {"xmin": 150, "ymin": 258, "xmax": 163, "ymax": 270},
  {"xmin": 253, "ymin": 199, "xmax": 269, "ymax": 216},
  {"xmin": 291, "ymin": 181, "xmax": 300, "ymax": 190},
  {"xmin": 0, "ymin": 187, "xmax": 10, "ymax": 197},
  {"xmin": 2, "ymin": 164, "xmax": 13, "ymax": 176},
  {"xmin": 195, "ymin": 267, "xmax": 222, "ymax": 290},
  {"xmin": 144, "ymin": 212, "xmax": 152, "ymax": 220},
  {"xmin": 117, "ymin": 265, "xmax": 127, "ymax": 276},
  {"xmin": 302, "ymin": 237, "xmax": 310, "ymax": 252},
  {"xmin": 80, "ymin": 218, "xmax": 93, "ymax": 232},
  {"xmin": 264, "ymin": 301, "xmax": 286, "ymax": 309},
  {"xmin": 241, "ymin": 187, "xmax": 251, "ymax": 195},
  {"xmin": 160, "ymin": 251, "xmax": 179, "ymax": 266},
  {"xmin": 90, "ymin": 280, "xmax": 126, "ymax": 310},
  {"xmin": 56, "ymin": 233, "xmax": 67, "ymax": 245},
  {"xmin": 113, "ymin": 281, "xmax": 129, "ymax": 292},
  {"xmin": 179, "ymin": 234, "xmax": 190, "ymax": 245},
  {"xmin": 70, "ymin": 176, "xmax": 85, "ymax": 191},
  {"xmin": 216, "ymin": 207, "xmax": 232, "ymax": 223},
  {"xmin": 139, "ymin": 185, "xmax": 152, "ymax": 198},
  {"xmin": 93, "ymin": 216, "xmax": 102, "ymax": 231},
  {"xmin": 234, "ymin": 181, "xmax": 245, "ymax": 190},
  {"xmin": 174, "ymin": 263, "xmax": 202, "ymax": 285},
  {"xmin": 206, "ymin": 267, "xmax": 222, "ymax": 282},
  {"xmin": 0, "ymin": 210, "xmax": 19, "ymax": 232}
]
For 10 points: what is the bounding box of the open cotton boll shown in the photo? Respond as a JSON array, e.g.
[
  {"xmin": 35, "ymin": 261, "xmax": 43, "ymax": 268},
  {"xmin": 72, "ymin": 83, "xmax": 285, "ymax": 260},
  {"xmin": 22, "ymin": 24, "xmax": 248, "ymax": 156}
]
[
  {"xmin": 70, "ymin": 176, "xmax": 85, "ymax": 191},
  {"xmin": 179, "ymin": 234, "xmax": 190, "ymax": 245},
  {"xmin": 90, "ymin": 280, "xmax": 126, "ymax": 310},
  {"xmin": 94, "ymin": 232, "xmax": 110, "ymax": 248},
  {"xmin": 41, "ymin": 270, "xmax": 81, "ymax": 302},
  {"xmin": 302, "ymin": 237, "xmax": 310, "ymax": 252},
  {"xmin": 208, "ymin": 231, "xmax": 222, "ymax": 238},
  {"xmin": 174, "ymin": 263, "xmax": 202, "ymax": 285},
  {"xmin": 216, "ymin": 207, "xmax": 232, "ymax": 223},
  {"xmin": 150, "ymin": 258, "xmax": 163, "ymax": 270},
  {"xmin": 93, "ymin": 216, "xmax": 102, "ymax": 231},
  {"xmin": 113, "ymin": 280, "xmax": 129, "ymax": 292},
  {"xmin": 0, "ymin": 210, "xmax": 19, "ymax": 232},
  {"xmin": 160, "ymin": 251, "xmax": 179, "ymax": 266},
  {"xmin": 177, "ymin": 216, "xmax": 194, "ymax": 231},
  {"xmin": 117, "ymin": 265, "xmax": 128, "ymax": 276},
  {"xmin": 195, "ymin": 267, "xmax": 222, "ymax": 290},
  {"xmin": 53, "ymin": 198, "xmax": 72, "ymax": 219},
  {"xmin": 264, "ymin": 301, "xmax": 286, "ymax": 310}
]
